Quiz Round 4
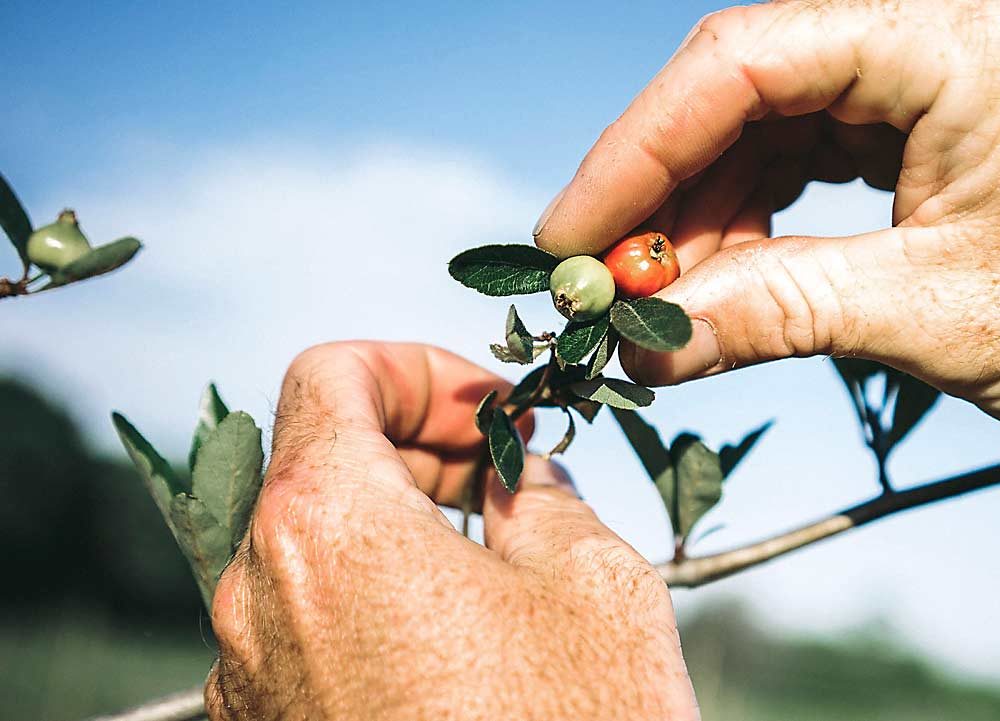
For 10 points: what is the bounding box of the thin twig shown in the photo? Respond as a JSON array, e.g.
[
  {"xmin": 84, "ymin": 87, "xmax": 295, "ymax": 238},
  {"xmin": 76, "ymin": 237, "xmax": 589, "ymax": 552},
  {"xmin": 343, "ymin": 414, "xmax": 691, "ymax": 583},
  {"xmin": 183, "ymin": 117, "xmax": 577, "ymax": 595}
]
[
  {"xmin": 658, "ymin": 462, "xmax": 1000, "ymax": 588},
  {"xmin": 82, "ymin": 687, "xmax": 205, "ymax": 721},
  {"xmin": 87, "ymin": 462, "xmax": 1000, "ymax": 721}
]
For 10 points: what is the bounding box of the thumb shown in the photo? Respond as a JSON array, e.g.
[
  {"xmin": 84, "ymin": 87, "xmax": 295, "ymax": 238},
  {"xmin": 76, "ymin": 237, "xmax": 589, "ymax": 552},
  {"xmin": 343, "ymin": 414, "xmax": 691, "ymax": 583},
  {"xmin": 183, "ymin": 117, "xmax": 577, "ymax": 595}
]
[
  {"xmin": 483, "ymin": 456, "xmax": 643, "ymax": 578},
  {"xmin": 621, "ymin": 226, "xmax": 934, "ymax": 386}
]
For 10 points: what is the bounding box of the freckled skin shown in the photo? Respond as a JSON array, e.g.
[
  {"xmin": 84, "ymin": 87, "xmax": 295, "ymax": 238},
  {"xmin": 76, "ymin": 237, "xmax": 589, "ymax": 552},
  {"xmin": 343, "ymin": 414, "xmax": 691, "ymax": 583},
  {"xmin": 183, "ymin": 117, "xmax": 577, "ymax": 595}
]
[{"xmin": 206, "ymin": 343, "xmax": 700, "ymax": 721}]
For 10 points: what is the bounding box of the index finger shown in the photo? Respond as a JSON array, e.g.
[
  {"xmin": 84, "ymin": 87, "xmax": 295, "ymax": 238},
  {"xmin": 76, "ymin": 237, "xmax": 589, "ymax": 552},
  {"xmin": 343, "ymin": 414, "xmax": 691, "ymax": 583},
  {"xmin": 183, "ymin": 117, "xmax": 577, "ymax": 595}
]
[
  {"xmin": 267, "ymin": 342, "xmax": 528, "ymax": 507},
  {"xmin": 532, "ymin": 0, "xmax": 942, "ymax": 257}
]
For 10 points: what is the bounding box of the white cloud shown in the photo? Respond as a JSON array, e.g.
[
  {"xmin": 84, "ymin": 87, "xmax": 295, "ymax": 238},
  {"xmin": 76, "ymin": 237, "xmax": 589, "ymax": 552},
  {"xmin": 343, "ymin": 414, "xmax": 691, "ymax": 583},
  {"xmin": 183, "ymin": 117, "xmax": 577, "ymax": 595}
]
[{"xmin": 3, "ymin": 144, "xmax": 999, "ymax": 680}]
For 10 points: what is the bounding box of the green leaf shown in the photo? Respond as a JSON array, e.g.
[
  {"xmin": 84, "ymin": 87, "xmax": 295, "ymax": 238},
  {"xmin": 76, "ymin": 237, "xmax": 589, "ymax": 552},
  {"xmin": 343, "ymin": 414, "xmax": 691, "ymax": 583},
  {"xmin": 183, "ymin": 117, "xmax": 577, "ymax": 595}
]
[
  {"xmin": 0, "ymin": 173, "xmax": 33, "ymax": 271},
  {"xmin": 720, "ymin": 421, "xmax": 773, "ymax": 479},
  {"xmin": 570, "ymin": 377, "xmax": 654, "ymax": 409},
  {"xmin": 42, "ymin": 237, "xmax": 142, "ymax": 289},
  {"xmin": 112, "ymin": 412, "xmax": 190, "ymax": 526},
  {"xmin": 568, "ymin": 397, "xmax": 603, "ymax": 423},
  {"xmin": 188, "ymin": 383, "xmax": 230, "ymax": 471},
  {"xmin": 191, "ymin": 412, "xmax": 264, "ymax": 551},
  {"xmin": 548, "ymin": 408, "xmax": 577, "ymax": 457},
  {"xmin": 671, "ymin": 433, "xmax": 724, "ymax": 540},
  {"xmin": 609, "ymin": 408, "xmax": 672, "ymax": 481},
  {"xmin": 505, "ymin": 305, "xmax": 535, "ymax": 363},
  {"xmin": 490, "ymin": 343, "xmax": 523, "ymax": 364},
  {"xmin": 488, "ymin": 408, "xmax": 524, "ymax": 492},
  {"xmin": 887, "ymin": 372, "xmax": 940, "ymax": 448},
  {"xmin": 448, "ymin": 244, "xmax": 558, "ymax": 296},
  {"xmin": 170, "ymin": 493, "xmax": 232, "ymax": 609},
  {"xmin": 610, "ymin": 298, "xmax": 692, "ymax": 352},
  {"xmin": 557, "ymin": 315, "xmax": 610, "ymax": 365},
  {"xmin": 508, "ymin": 366, "xmax": 550, "ymax": 406},
  {"xmin": 610, "ymin": 408, "xmax": 676, "ymax": 527},
  {"xmin": 586, "ymin": 328, "xmax": 618, "ymax": 380},
  {"xmin": 475, "ymin": 389, "xmax": 499, "ymax": 435},
  {"xmin": 832, "ymin": 357, "xmax": 885, "ymax": 387}
]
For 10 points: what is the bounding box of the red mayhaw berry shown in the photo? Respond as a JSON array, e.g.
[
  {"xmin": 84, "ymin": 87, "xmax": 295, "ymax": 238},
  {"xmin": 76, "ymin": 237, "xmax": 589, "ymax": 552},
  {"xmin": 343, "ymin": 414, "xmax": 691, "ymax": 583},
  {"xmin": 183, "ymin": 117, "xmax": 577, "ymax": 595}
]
[{"xmin": 602, "ymin": 231, "xmax": 680, "ymax": 299}]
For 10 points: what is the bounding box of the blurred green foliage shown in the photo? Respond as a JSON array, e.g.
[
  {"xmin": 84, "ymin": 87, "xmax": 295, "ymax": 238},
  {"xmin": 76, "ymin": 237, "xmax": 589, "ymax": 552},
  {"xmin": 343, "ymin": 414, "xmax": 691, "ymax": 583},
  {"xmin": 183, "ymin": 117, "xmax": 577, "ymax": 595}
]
[{"xmin": 1, "ymin": 376, "xmax": 998, "ymax": 721}]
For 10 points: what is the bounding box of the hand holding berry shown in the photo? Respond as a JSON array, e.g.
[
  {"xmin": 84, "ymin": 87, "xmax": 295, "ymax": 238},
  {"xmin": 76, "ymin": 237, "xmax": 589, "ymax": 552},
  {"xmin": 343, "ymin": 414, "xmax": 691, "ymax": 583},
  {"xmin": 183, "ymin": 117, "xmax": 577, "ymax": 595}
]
[{"xmin": 534, "ymin": 0, "xmax": 1000, "ymax": 419}]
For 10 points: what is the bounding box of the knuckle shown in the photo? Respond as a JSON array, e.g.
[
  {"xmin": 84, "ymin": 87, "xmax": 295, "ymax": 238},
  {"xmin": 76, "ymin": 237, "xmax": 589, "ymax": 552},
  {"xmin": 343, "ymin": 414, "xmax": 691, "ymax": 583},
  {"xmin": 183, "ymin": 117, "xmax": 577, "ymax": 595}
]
[
  {"xmin": 696, "ymin": 4, "xmax": 751, "ymax": 39},
  {"xmin": 284, "ymin": 342, "xmax": 342, "ymax": 383},
  {"xmin": 210, "ymin": 559, "xmax": 252, "ymax": 653},
  {"xmin": 247, "ymin": 480, "xmax": 315, "ymax": 566}
]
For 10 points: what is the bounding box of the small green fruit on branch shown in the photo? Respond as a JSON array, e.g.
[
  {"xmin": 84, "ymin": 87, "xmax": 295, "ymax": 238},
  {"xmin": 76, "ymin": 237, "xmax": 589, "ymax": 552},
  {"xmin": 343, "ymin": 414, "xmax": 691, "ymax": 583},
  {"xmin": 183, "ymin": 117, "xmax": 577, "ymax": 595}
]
[
  {"xmin": 27, "ymin": 209, "xmax": 91, "ymax": 272},
  {"xmin": 0, "ymin": 172, "xmax": 143, "ymax": 299},
  {"xmin": 549, "ymin": 256, "xmax": 616, "ymax": 322}
]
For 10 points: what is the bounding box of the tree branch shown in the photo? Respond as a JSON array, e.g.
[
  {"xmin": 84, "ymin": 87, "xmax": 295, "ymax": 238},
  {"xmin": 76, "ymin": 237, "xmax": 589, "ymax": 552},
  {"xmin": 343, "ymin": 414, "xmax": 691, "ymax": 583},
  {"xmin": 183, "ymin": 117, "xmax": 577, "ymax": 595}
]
[
  {"xmin": 658, "ymin": 462, "xmax": 1000, "ymax": 588},
  {"xmin": 83, "ymin": 687, "xmax": 205, "ymax": 721},
  {"xmin": 84, "ymin": 462, "xmax": 1000, "ymax": 721}
]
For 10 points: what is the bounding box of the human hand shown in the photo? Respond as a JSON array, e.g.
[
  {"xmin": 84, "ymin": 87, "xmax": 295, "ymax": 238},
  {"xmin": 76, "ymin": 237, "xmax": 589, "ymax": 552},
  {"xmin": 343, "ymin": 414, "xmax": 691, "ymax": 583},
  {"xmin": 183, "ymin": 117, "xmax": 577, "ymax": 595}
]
[
  {"xmin": 533, "ymin": 0, "xmax": 1000, "ymax": 418},
  {"xmin": 205, "ymin": 342, "xmax": 700, "ymax": 721}
]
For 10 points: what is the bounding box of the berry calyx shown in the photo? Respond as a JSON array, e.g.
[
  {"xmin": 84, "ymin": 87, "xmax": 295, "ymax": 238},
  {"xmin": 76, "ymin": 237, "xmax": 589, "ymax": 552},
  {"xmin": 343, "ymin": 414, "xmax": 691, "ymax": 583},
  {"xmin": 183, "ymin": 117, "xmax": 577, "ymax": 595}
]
[
  {"xmin": 549, "ymin": 256, "xmax": 616, "ymax": 322},
  {"xmin": 27, "ymin": 209, "xmax": 92, "ymax": 273},
  {"xmin": 602, "ymin": 231, "xmax": 680, "ymax": 299}
]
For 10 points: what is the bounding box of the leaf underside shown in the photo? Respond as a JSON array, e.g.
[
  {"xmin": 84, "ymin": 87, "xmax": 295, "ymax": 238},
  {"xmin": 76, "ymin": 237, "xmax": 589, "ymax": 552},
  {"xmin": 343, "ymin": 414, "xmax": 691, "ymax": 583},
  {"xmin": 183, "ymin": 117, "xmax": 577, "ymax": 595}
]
[
  {"xmin": 570, "ymin": 377, "xmax": 654, "ymax": 409},
  {"xmin": 43, "ymin": 237, "xmax": 142, "ymax": 289},
  {"xmin": 586, "ymin": 328, "xmax": 618, "ymax": 380}
]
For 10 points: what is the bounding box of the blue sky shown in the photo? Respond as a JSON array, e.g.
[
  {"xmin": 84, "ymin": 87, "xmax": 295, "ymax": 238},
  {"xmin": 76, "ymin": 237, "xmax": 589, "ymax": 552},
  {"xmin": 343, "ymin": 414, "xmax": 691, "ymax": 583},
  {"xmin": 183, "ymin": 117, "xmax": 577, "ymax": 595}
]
[{"xmin": 4, "ymin": 0, "xmax": 999, "ymax": 681}]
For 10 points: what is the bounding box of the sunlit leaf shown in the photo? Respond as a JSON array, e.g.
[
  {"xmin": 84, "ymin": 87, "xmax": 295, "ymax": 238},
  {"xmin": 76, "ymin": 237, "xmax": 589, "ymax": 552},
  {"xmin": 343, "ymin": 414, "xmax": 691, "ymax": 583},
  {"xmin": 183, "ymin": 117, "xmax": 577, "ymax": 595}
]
[
  {"xmin": 505, "ymin": 305, "xmax": 535, "ymax": 363},
  {"xmin": 557, "ymin": 315, "xmax": 609, "ymax": 365},
  {"xmin": 191, "ymin": 412, "xmax": 264, "ymax": 550},
  {"xmin": 170, "ymin": 493, "xmax": 231, "ymax": 609},
  {"xmin": 42, "ymin": 237, "xmax": 142, "ymax": 289},
  {"xmin": 188, "ymin": 383, "xmax": 230, "ymax": 471},
  {"xmin": 112, "ymin": 412, "xmax": 190, "ymax": 527},
  {"xmin": 448, "ymin": 244, "xmax": 558, "ymax": 296},
  {"xmin": 610, "ymin": 298, "xmax": 692, "ymax": 352}
]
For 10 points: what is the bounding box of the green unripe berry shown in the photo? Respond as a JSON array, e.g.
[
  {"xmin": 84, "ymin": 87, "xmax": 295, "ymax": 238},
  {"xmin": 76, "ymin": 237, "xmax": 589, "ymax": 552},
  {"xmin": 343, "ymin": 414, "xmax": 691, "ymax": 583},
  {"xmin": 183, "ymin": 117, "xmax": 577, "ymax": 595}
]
[
  {"xmin": 27, "ymin": 209, "xmax": 92, "ymax": 273},
  {"xmin": 549, "ymin": 255, "xmax": 616, "ymax": 322}
]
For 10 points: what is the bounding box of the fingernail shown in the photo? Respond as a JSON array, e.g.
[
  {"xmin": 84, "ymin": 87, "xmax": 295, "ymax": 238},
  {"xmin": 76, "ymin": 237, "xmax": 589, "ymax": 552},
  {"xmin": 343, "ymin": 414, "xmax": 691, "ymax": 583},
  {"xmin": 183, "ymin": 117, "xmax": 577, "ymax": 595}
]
[
  {"xmin": 522, "ymin": 456, "xmax": 580, "ymax": 497},
  {"xmin": 673, "ymin": 319, "xmax": 723, "ymax": 380},
  {"xmin": 532, "ymin": 185, "xmax": 567, "ymax": 238},
  {"xmin": 630, "ymin": 319, "xmax": 722, "ymax": 385}
]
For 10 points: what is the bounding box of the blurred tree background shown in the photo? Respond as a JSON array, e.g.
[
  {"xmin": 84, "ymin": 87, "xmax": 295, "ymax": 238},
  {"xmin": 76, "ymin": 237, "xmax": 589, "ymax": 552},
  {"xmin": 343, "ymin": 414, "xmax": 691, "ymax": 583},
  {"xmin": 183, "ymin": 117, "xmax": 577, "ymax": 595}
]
[{"xmin": 1, "ymin": 375, "xmax": 998, "ymax": 721}]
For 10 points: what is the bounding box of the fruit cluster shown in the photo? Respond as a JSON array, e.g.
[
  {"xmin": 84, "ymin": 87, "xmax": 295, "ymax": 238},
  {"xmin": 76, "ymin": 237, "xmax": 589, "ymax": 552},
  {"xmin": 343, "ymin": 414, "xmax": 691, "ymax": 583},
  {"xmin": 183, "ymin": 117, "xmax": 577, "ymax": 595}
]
[{"xmin": 549, "ymin": 231, "xmax": 680, "ymax": 322}]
